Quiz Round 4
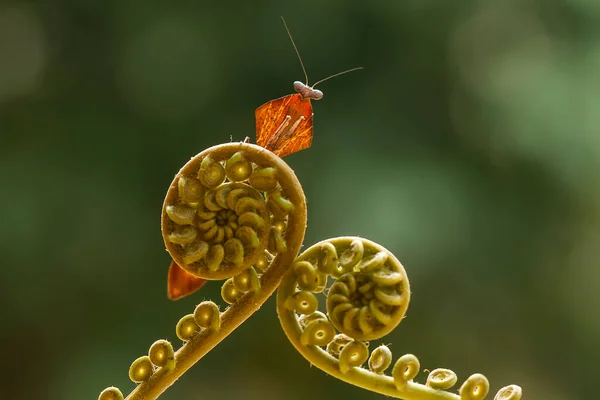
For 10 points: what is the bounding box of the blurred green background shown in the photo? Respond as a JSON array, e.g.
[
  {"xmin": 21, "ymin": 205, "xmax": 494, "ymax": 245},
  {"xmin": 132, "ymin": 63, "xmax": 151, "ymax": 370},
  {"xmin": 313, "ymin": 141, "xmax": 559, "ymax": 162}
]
[{"xmin": 1, "ymin": 0, "xmax": 598, "ymax": 399}]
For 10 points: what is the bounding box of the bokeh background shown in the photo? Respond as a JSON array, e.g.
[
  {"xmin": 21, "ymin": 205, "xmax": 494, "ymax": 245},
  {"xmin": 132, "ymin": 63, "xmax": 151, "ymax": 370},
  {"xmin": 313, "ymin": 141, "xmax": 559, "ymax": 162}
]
[{"xmin": 1, "ymin": 0, "xmax": 598, "ymax": 399}]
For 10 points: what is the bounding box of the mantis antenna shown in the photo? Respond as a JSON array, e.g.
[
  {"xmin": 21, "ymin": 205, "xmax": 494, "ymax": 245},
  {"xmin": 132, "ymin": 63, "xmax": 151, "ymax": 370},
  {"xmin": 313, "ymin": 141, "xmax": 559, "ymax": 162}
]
[
  {"xmin": 280, "ymin": 16, "xmax": 310, "ymax": 85},
  {"xmin": 313, "ymin": 67, "xmax": 364, "ymax": 87},
  {"xmin": 280, "ymin": 16, "xmax": 363, "ymax": 88}
]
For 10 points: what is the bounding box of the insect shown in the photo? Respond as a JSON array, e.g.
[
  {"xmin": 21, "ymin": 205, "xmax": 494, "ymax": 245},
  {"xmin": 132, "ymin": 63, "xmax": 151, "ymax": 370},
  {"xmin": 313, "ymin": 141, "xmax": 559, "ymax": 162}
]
[{"xmin": 255, "ymin": 17, "xmax": 362, "ymax": 158}]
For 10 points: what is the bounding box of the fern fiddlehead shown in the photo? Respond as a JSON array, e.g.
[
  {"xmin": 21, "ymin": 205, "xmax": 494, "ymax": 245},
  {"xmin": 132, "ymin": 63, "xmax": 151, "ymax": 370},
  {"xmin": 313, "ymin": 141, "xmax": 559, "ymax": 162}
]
[
  {"xmin": 277, "ymin": 237, "xmax": 522, "ymax": 400},
  {"xmin": 99, "ymin": 141, "xmax": 522, "ymax": 400},
  {"xmin": 100, "ymin": 141, "xmax": 307, "ymax": 400}
]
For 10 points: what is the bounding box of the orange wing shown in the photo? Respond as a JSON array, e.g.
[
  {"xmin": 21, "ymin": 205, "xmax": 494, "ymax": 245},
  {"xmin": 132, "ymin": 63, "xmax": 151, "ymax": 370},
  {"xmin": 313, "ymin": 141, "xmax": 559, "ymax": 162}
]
[
  {"xmin": 255, "ymin": 93, "xmax": 314, "ymax": 157},
  {"xmin": 167, "ymin": 260, "xmax": 207, "ymax": 300}
]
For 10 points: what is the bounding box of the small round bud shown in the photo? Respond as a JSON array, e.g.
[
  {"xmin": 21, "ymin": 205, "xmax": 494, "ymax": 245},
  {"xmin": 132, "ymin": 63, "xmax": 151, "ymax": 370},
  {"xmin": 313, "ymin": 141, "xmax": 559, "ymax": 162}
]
[
  {"xmin": 285, "ymin": 290, "xmax": 318, "ymax": 315},
  {"xmin": 318, "ymin": 242, "xmax": 338, "ymax": 275},
  {"xmin": 225, "ymin": 152, "xmax": 252, "ymax": 182},
  {"xmin": 339, "ymin": 239, "xmax": 364, "ymax": 269},
  {"xmin": 459, "ymin": 373, "xmax": 490, "ymax": 400},
  {"xmin": 176, "ymin": 314, "xmax": 199, "ymax": 341},
  {"xmin": 495, "ymin": 385, "xmax": 523, "ymax": 400},
  {"xmin": 129, "ymin": 356, "xmax": 154, "ymax": 383},
  {"xmin": 182, "ymin": 241, "xmax": 209, "ymax": 264},
  {"xmin": 326, "ymin": 334, "xmax": 353, "ymax": 357},
  {"xmin": 193, "ymin": 301, "xmax": 221, "ymax": 331},
  {"xmin": 148, "ymin": 339, "xmax": 175, "ymax": 369},
  {"xmin": 338, "ymin": 340, "xmax": 369, "ymax": 373},
  {"xmin": 294, "ymin": 261, "xmax": 319, "ymax": 291},
  {"xmin": 233, "ymin": 267, "xmax": 260, "ymax": 292},
  {"xmin": 167, "ymin": 226, "xmax": 198, "ymax": 245},
  {"xmin": 198, "ymin": 156, "xmax": 226, "ymax": 188},
  {"xmin": 368, "ymin": 345, "xmax": 392, "ymax": 374},
  {"xmin": 426, "ymin": 368, "xmax": 457, "ymax": 390},
  {"xmin": 253, "ymin": 252, "xmax": 270, "ymax": 272},
  {"xmin": 392, "ymin": 354, "xmax": 420, "ymax": 390},
  {"xmin": 301, "ymin": 318, "xmax": 335, "ymax": 346},
  {"xmin": 98, "ymin": 387, "xmax": 124, "ymax": 400},
  {"xmin": 221, "ymin": 278, "xmax": 243, "ymax": 304},
  {"xmin": 178, "ymin": 176, "xmax": 204, "ymax": 204},
  {"xmin": 166, "ymin": 204, "xmax": 196, "ymax": 226},
  {"xmin": 249, "ymin": 167, "xmax": 278, "ymax": 191},
  {"xmin": 238, "ymin": 212, "xmax": 266, "ymax": 230}
]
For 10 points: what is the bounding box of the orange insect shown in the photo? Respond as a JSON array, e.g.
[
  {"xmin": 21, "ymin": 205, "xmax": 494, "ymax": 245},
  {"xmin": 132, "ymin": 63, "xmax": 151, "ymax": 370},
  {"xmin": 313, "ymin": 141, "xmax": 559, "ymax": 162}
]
[
  {"xmin": 255, "ymin": 17, "xmax": 362, "ymax": 157},
  {"xmin": 167, "ymin": 18, "xmax": 361, "ymax": 300}
]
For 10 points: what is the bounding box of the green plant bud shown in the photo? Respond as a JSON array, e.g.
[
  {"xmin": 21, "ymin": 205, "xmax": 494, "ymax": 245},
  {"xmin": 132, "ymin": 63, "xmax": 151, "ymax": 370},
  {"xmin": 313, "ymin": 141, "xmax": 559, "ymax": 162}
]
[
  {"xmin": 253, "ymin": 252, "xmax": 271, "ymax": 272},
  {"xmin": 223, "ymin": 225, "xmax": 234, "ymax": 240},
  {"xmin": 326, "ymin": 334, "xmax": 353, "ymax": 357},
  {"xmin": 203, "ymin": 224, "xmax": 219, "ymax": 240},
  {"xmin": 235, "ymin": 196, "xmax": 265, "ymax": 215},
  {"xmin": 148, "ymin": 340, "xmax": 175, "ymax": 369},
  {"xmin": 267, "ymin": 189, "xmax": 294, "ymax": 217},
  {"xmin": 198, "ymin": 156, "xmax": 225, "ymax": 188},
  {"xmin": 203, "ymin": 189, "xmax": 222, "ymax": 212},
  {"xmin": 327, "ymin": 270, "xmax": 407, "ymax": 341},
  {"xmin": 225, "ymin": 152, "xmax": 252, "ymax": 182},
  {"xmin": 238, "ymin": 212, "xmax": 266, "ymax": 230},
  {"xmin": 182, "ymin": 241, "xmax": 209, "ymax": 264},
  {"xmin": 226, "ymin": 188, "xmax": 247, "ymax": 210},
  {"xmin": 495, "ymin": 385, "xmax": 523, "ymax": 400},
  {"xmin": 175, "ymin": 314, "xmax": 199, "ymax": 341},
  {"xmin": 318, "ymin": 242, "xmax": 338, "ymax": 275},
  {"xmin": 214, "ymin": 227, "xmax": 225, "ymax": 243},
  {"xmin": 193, "ymin": 301, "xmax": 221, "ymax": 331},
  {"xmin": 301, "ymin": 318, "xmax": 335, "ymax": 346},
  {"xmin": 236, "ymin": 226, "xmax": 260, "ymax": 250},
  {"xmin": 223, "ymin": 238, "xmax": 245, "ymax": 266},
  {"xmin": 268, "ymin": 226, "xmax": 287, "ymax": 253},
  {"xmin": 374, "ymin": 286, "xmax": 406, "ymax": 306},
  {"xmin": 198, "ymin": 216, "xmax": 217, "ymax": 228},
  {"xmin": 272, "ymin": 219, "xmax": 287, "ymax": 234},
  {"xmin": 313, "ymin": 272, "xmax": 328, "ymax": 293},
  {"xmin": 371, "ymin": 268, "xmax": 404, "ymax": 286},
  {"xmin": 232, "ymin": 267, "xmax": 260, "ymax": 292},
  {"xmin": 368, "ymin": 345, "xmax": 392, "ymax": 374},
  {"xmin": 294, "ymin": 261, "xmax": 319, "ymax": 291},
  {"xmin": 178, "ymin": 176, "xmax": 204, "ymax": 204},
  {"xmin": 129, "ymin": 356, "xmax": 154, "ymax": 383},
  {"xmin": 215, "ymin": 185, "xmax": 232, "ymax": 209},
  {"xmin": 426, "ymin": 368, "xmax": 457, "ymax": 390},
  {"xmin": 357, "ymin": 252, "xmax": 388, "ymax": 273},
  {"xmin": 297, "ymin": 311, "xmax": 328, "ymax": 328},
  {"xmin": 206, "ymin": 244, "xmax": 224, "ymax": 271},
  {"xmin": 289, "ymin": 290, "xmax": 318, "ymax": 314},
  {"xmin": 368, "ymin": 299, "xmax": 392, "ymax": 325},
  {"xmin": 248, "ymin": 166, "xmax": 278, "ymax": 191},
  {"xmin": 459, "ymin": 373, "xmax": 490, "ymax": 400},
  {"xmin": 339, "ymin": 239, "xmax": 364, "ymax": 270},
  {"xmin": 166, "ymin": 204, "xmax": 196, "ymax": 225},
  {"xmin": 167, "ymin": 226, "xmax": 198, "ymax": 245},
  {"xmin": 392, "ymin": 354, "xmax": 420, "ymax": 390},
  {"xmin": 221, "ymin": 278, "xmax": 242, "ymax": 304},
  {"xmin": 197, "ymin": 210, "xmax": 216, "ymax": 221},
  {"xmin": 98, "ymin": 387, "xmax": 124, "ymax": 400},
  {"xmin": 338, "ymin": 340, "xmax": 369, "ymax": 373}
]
